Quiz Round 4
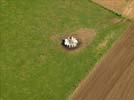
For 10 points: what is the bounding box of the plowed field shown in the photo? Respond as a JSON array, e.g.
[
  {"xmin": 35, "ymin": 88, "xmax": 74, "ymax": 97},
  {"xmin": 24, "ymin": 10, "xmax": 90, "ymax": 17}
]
[{"xmin": 70, "ymin": 25, "xmax": 134, "ymax": 100}]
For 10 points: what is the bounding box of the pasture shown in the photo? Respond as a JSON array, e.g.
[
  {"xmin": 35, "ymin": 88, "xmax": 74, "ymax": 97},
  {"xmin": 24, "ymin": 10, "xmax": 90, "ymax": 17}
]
[{"xmin": 0, "ymin": 0, "xmax": 130, "ymax": 100}]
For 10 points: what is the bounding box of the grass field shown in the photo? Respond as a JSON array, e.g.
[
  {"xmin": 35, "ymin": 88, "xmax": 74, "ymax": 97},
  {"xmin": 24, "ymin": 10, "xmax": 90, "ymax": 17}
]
[{"xmin": 0, "ymin": 0, "xmax": 130, "ymax": 100}]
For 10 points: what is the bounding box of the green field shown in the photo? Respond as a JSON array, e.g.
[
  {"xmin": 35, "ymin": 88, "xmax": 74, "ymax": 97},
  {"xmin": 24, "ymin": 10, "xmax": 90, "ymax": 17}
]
[{"xmin": 0, "ymin": 0, "xmax": 130, "ymax": 100}]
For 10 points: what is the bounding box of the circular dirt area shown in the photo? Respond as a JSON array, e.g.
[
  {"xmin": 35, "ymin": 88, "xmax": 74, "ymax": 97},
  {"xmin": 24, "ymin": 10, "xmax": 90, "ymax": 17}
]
[
  {"xmin": 51, "ymin": 28, "xmax": 96, "ymax": 52},
  {"xmin": 61, "ymin": 28, "xmax": 96, "ymax": 52}
]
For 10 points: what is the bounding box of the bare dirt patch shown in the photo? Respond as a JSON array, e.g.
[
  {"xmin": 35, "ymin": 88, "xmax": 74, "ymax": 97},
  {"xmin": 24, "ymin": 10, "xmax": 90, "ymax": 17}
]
[
  {"xmin": 51, "ymin": 28, "xmax": 96, "ymax": 52},
  {"xmin": 92, "ymin": 0, "xmax": 134, "ymax": 20},
  {"xmin": 69, "ymin": 24, "xmax": 134, "ymax": 100},
  {"xmin": 123, "ymin": 0, "xmax": 134, "ymax": 20}
]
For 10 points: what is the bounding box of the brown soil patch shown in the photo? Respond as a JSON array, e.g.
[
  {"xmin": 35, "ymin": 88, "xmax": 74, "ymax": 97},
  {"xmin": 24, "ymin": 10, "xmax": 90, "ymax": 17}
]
[
  {"xmin": 123, "ymin": 0, "xmax": 134, "ymax": 20},
  {"xmin": 51, "ymin": 28, "xmax": 96, "ymax": 52},
  {"xmin": 92, "ymin": 0, "xmax": 134, "ymax": 20},
  {"xmin": 67, "ymin": 29, "xmax": 96, "ymax": 47},
  {"xmin": 69, "ymin": 24, "xmax": 134, "ymax": 100}
]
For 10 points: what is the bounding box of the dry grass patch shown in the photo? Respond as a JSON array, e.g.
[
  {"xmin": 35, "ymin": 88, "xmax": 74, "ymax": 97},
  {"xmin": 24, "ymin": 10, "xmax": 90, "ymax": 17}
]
[{"xmin": 97, "ymin": 34, "xmax": 113, "ymax": 49}]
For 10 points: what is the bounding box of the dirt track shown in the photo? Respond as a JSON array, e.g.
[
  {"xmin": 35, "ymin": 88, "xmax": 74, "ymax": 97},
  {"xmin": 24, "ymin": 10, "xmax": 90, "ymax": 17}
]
[{"xmin": 69, "ymin": 24, "xmax": 134, "ymax": 100}]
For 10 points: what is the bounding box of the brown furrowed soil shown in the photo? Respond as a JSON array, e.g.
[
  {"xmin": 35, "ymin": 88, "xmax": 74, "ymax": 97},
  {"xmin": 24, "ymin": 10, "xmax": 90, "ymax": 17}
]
[
  {"xmin": 69, "ymin": 24, "xmax": 134, "ymax": 100},
  {"xmin": 92, "ymin": 0, "xmax": 134, "ymax": 20}
]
